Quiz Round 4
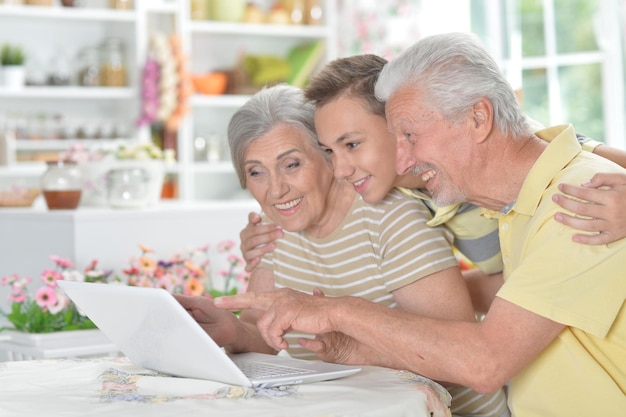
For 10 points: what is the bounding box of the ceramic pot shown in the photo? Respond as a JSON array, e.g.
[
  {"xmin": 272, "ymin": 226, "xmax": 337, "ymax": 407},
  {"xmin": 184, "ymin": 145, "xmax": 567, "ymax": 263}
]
[
  {"xmin": 1, "ymin": 65, "xmax": 25, "ymax": 90},
  {"xmin": 80, "ymin": 159, "xmax": 164, "ymax": 207}
]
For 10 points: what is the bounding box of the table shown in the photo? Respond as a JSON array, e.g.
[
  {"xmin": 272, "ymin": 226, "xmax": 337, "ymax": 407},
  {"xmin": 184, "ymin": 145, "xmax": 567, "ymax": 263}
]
[{"xmin": 0, "ymin": 357, "xmax": 451, "ymax": 417}]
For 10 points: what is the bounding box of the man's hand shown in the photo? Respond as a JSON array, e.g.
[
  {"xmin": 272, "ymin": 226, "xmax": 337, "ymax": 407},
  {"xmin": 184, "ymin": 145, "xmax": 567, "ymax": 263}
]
[
  {"xmin": 553, "ymin": 172, "xmax": 626, "ymax": 244},
  {"xmin": 214, "ymin": 288, "xmax": 338, "ymax": 352},
  {"xmin": 298, "ymin": 332, "xmax": 373, "ymax": 366},
  {"xmin": 215, "ymin": 289, "xmax": 412, "ymax": 369},
  {"xmin": 239, "ymin": 212, "xmax": 284, "ymax": 272}
]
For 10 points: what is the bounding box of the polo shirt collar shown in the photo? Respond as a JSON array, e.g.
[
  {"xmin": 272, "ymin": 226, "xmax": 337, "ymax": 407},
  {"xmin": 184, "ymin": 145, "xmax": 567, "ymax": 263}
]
[
  {"xmin": 480, "ymin": 124, "xmax": 580, "ymax": 218},
  {"xmin": 511, "ymin": 124, "xmax": 580, "ymax": 216}
]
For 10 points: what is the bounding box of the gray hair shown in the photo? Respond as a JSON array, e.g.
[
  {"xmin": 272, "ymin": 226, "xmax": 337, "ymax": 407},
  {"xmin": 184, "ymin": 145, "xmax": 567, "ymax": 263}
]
[
  {"xmin": 227, "ymin": 84, "xmax": 318, "ymax": 189},
  {"xmin": 375, "ymin": 32, "xmax": 528, "ymax": 138}
]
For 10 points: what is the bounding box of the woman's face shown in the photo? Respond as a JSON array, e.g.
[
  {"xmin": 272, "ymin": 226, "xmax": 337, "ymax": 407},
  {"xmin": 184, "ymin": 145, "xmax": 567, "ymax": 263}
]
[
  {"xmin": 243, "ymin": 123, "xmax": 335, "ymax": 232},
  {"xmin": 314, "ymin": 95, "xmax": 404, "ymax": 204}
]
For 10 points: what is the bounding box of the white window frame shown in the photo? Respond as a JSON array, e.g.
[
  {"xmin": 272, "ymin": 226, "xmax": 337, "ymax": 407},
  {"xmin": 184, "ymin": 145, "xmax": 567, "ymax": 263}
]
[{"xmin": 484, "ymin": 0, "xmax": 625, "ymax": 149}]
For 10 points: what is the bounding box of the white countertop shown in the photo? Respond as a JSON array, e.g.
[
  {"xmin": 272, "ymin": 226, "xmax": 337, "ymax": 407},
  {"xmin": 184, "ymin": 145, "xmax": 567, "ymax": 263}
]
[{"xmin": 0, "ymin": 198, "xmax": 260, "ymax": 220}]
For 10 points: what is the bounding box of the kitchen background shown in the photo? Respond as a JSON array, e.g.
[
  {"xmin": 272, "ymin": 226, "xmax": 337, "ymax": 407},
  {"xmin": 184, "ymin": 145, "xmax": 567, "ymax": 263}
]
[{"xmin": 0, "ymin": 0, "xmax": 624, "ymax": 312}]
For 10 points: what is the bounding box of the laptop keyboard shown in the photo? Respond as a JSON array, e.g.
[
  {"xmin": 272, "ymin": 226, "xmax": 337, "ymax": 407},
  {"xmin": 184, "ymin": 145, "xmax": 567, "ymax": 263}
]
[{"xmin": 234, "ymin": 360, "xmax": 316, "ymax": 378}]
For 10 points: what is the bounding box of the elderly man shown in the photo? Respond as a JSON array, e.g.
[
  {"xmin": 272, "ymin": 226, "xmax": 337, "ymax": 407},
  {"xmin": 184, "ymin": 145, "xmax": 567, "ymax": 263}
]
[{"xmin": 215, "ymin": 32, "xmax": 626, "ymax": 416}]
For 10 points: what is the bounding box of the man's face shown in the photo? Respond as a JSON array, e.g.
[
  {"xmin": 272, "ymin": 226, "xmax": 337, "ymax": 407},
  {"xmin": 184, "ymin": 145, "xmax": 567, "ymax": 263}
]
[{"xmin": 385, "ymin": 85, "xmax": 470, "ymax": 206}]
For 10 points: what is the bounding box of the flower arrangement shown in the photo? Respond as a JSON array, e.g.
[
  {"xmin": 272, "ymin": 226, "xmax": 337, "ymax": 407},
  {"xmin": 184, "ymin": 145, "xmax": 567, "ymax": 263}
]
[
  {"xmin": 1, "ymin": 241, "xmax": 249, "ymax": 334},
  {"xmin": 0, "ymin": 256, "xmax": 117, "ymax": 333},
  {"xmin": 123, "ymin": 242, "xmax": 249, "ymax": 299}
]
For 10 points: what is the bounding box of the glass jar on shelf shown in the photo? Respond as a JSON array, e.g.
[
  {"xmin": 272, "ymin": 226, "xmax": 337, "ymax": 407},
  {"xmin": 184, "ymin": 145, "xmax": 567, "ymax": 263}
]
[
  {"xmin": 190, "ymin": 0, "xmax": 209, "ymax": 20},
  {"xmin": 107, "ymin": 167, "xmax": 150, "ymax": 209},
  {"xmin": 41, "ymin": 160, "xmax": 83, "ymax": 210},
  {"xmin": 76, "ymin": 46, "xmax": 101, "ymax": 87},
  {"xmin": 109, "ymin": 0, "xmax": 132, "ymax": 10},
  {"xmin": 100, "ymin": 37, "xmax": 127, "ymax": 87},
  {"xmin": 47, "ymin": 49, "xmax": 71, "ymax": 86},
  {"xmin": 305, "ymin": 0, "xmax": 323, "ymax": 25}
]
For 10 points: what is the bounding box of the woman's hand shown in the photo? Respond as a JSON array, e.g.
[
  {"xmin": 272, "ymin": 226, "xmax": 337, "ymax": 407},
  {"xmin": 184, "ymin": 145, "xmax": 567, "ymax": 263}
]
[
  {"xmin": 239, "ymin": 212, "xmax": 284, "ymax": 272},
  {"xmin": 553, "ymin": 172, "xmax": 626, "ymax": 245},
  {"xmin": 173, "ymin": 294, "xmax": 240, "ymax": 347}
]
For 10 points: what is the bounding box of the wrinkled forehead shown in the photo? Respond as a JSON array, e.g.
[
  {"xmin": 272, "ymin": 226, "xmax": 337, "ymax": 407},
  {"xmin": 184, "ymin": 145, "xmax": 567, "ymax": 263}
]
[
  {"xmin": 244, "ymin": 125, "xmax": 323, "ymax": 162},
  {"xmin": 386, "ymin": 87, "xmax": 441, "ymax": 126}
]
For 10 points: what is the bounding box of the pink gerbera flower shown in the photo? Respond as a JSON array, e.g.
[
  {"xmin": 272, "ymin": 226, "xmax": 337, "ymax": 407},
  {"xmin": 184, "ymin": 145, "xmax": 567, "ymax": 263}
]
[
  {"xmin": 1, "ymin": 274, "xmax": 19, "ymax": 286},
  {"xmin": 34, "ymin": 286, "xmax": 58, "ymax": 309},
  {"xmin": 40, "ymin": 269, "xmax": 62, "ymax": 287},
  {"xmin": 157, "ymin": 273, "xmax": 181, "ymax": 293},
  {"xmin": 217, "ymin": 240, "xmax": 235, "ymax": 253},
  {"xmin": 8, "ymin": 287, "xmax": 28, "ymax": 303},
  {"xmin": 227, "ymin": 253, "xmax": 244, "ymax": 268},
  {"xmin": 49, "ymin": 255, "xmax": 74, "ymax": 269}
]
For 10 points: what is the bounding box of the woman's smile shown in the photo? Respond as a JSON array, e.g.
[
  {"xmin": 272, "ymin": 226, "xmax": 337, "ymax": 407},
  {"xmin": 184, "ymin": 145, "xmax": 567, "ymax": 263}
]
[{"xmin": 274, "ymin": 197, "xmax": 303, "ymax": 213}]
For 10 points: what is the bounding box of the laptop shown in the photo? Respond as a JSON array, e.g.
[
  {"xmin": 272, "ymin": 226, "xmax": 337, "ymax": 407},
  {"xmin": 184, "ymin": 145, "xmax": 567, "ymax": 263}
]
[{"xmin": 57, "ymin": 280, "xmax": 361, "ymax": 388}]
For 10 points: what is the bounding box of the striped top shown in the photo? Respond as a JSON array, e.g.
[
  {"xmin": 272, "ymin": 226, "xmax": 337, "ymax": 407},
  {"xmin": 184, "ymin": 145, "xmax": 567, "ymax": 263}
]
[
  {"xmin": 396, "ymin": 189, "xmax": 504, "ymax": 275},
  {"xmin": 261, "ymin": 188, "xmax": 459, "ymax": 358},
  {"xmin": 260, "ymin": 189, "xmax": 509, "ymax": 417},
  {"xmin": 260, "ymin": 188, "xmax": 508, "ymax": 417}
]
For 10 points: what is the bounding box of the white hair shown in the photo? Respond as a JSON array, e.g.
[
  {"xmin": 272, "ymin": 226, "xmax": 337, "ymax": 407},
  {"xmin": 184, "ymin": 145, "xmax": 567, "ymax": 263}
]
[{"xmin": 375, "ymin": 32, "xmax": 528, "ymax": 138}]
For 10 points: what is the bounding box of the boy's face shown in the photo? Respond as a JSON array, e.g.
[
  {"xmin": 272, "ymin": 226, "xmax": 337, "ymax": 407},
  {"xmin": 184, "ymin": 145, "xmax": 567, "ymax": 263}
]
[{"xmin": 314, "ymin": 95, "xmax": 399, "ymax": 204}]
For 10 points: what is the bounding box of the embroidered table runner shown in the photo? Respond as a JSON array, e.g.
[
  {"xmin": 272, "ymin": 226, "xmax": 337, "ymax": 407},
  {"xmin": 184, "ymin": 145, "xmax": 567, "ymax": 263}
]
[{"xmin": 0, "ymin": 357, "xmax": 451, "ymax": 417}]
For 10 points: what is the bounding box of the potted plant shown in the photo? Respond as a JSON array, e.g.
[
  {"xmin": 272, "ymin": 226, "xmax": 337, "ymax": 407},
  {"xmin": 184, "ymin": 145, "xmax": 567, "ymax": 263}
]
[
  {"xmin": 0, "ymin": 244, "xmax": 248, "ymax": 358},
  {"xmin": 1, "ymin": 44, "xmax": 26, "ymax": 90}
]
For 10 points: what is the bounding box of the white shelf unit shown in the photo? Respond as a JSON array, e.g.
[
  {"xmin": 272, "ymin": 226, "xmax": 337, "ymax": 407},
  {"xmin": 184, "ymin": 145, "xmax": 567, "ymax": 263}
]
[
  {"xmin": 0, "ymin": 2, "xmax": 149, "ymax": 187},
  {"xmin": 176, "ymin": 0, "xmax": 338, "ymax": 201},
  {"xmin": 0, "ymin": 0, "xmax": 338, "ymax": 201}
]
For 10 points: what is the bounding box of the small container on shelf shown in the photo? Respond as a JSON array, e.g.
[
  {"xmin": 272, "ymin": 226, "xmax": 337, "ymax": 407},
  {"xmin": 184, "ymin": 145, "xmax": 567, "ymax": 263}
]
[
  {"xmin": 100, "ymin": 38, "xmax": 127, "ymax": 87},
  {"xmin": 107, "ymin": 167, "xmax": 151, "ymax": 209},
  {"xmin": 305, "ymin": 0, "xmax": 323, "ymax": 25},
  {"xmin": 47, "ymin": 50, "xmax": 71, "ymax": 87},
  {"xmin": 41, "ymin": 160, "xmax": 83, "ymax": 210},
  {"xmin": 109, "ymin": 0, "xmax": 133, "ymax": 10},
  {"xmin": 76, "ymin": 47, "xmax": 101, "ymax": 87},
  {"xmin": 24, "ymin": 0, "xmax": 53, "ymax": 6},
  {"xmin": 190, "ymin": 0, "xmax": 209, "ymax": 20}
]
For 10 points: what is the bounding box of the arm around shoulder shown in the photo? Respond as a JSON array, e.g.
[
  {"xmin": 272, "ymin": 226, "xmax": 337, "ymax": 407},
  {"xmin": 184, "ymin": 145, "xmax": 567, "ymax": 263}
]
[{"xmin": 553, "ymin": 171, "xmax": 626, "ymax": 244}]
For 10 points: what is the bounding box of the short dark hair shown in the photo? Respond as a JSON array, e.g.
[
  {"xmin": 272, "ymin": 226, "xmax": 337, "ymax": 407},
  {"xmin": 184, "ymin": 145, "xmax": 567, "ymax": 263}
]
[{"xmin": 304, "ymin": 54, "xmax": 387, "ymax": 118}]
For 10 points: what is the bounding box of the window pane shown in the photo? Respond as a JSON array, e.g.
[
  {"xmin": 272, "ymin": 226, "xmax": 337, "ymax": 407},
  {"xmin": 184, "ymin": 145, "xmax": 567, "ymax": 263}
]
[
  {"xmin": 559, "ymin": 63, "xmax": 604, "ymax": 141},
  {"xmin": 521, "ymin": 68, "xmax": 549, "ymax": 125},
  {"xmin": 521, "ymin": 0, "xmax": 545, "ymax": 56},
  {"xmin": 554, "ymin": 0, "xmax": 599, "ymax": 54}
]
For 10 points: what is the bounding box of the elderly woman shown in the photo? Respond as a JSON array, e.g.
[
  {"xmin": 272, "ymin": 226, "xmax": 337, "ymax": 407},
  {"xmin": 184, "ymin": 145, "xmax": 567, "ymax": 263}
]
[{"xmin": 176, "ymin": 84, "xmax": 474, "ymax": 358}]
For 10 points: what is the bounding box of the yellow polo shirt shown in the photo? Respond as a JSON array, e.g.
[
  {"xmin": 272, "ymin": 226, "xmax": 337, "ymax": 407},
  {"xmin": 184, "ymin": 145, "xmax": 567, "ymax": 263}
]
[{"xmin": 491, "ymin": 125, "xmax": 626, "ymax": 416}]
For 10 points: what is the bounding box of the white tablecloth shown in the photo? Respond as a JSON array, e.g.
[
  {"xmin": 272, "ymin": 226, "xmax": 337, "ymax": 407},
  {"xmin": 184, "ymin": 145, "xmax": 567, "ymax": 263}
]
[{"xmin": 0, "ymin": 357, "xmax": 451, "ymax": 417}]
